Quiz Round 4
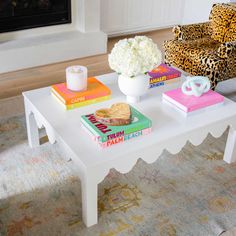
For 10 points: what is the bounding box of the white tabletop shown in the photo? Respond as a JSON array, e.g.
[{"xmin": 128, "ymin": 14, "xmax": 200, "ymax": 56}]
[{"xmin": 23, "ymin": 73, "xmax": 236, "ymax": 172}]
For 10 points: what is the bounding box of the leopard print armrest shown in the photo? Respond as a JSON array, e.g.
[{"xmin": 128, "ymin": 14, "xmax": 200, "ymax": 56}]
[
  {"xmin": 173, "ymin": 22, "xmax": 212, "ymax": 40},
  {"xmin": 217, "ymin": 41, "xmax": 236, "ymax": 58}
]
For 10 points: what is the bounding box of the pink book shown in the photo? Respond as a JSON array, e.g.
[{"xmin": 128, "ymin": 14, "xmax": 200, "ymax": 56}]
[{"xmin": 163, "ymin": 88, "xmax": 224, "ymax": 113}]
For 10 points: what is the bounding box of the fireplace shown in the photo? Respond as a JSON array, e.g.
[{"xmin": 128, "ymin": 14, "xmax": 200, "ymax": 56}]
[{"xmin": 0, "ymin": 0, "xmax": 71, "ymax": 33}]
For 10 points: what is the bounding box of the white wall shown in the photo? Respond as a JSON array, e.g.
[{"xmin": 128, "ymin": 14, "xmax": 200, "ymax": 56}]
[
  {"xmin": 101, "ymin": 0, "xmax": 185, "ymax": 36},
  {"xmin": 182, "ymin": 0, "xmax": 230, "ymax": 25},
  {"xmin": 101, "ymin": 0, "xmax": 233, "ymax": 36}
]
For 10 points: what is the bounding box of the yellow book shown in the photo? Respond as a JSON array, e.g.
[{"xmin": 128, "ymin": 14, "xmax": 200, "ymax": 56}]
[{"xmin": 52, "ymin": 91, "xmax": 111, "ymax": 110}]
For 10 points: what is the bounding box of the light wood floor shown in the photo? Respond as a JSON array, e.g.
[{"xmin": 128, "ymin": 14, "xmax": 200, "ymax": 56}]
[{"xmin": 0, "ymin": 28, "xmax": 173, "ymax": 100}]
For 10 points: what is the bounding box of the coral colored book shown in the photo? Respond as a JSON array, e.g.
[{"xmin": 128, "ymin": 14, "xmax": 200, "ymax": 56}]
[
  {"xmin": 81, "ymin": 106, "xmax": 152, "ymax": 146},
  {"xmin": 51, "ymin": 77, "xmax": 111, "ymax": 105},
  {"xmin": 148, "ymin": 63, "xmax": 181, "ymax": 87},
  {"xmin": 163, "ymin": 88, "xmax": 224, "ymax": 113}
]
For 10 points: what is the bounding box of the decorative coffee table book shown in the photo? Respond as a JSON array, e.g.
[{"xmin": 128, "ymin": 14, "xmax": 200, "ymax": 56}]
[
  {"xmin": 81, "ymin": 105, "xmax": 152, "ymax": 148},
  {"xmin": 51, "ymin": 77, "xmax": 111, "ymax": 110},
  {"xmin": 148, "ymin": 63, "xmax": 181, "ymax": 88},
  {"xmin": 162, "ymin": 88, "xmax": 224, "ymax": 115}
]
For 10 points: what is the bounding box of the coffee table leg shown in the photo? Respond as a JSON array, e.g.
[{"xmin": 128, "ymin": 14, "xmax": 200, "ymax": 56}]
[
  {"xmin": 81, "ymin": 175, "xmax": 98, "ymax": 227},
  {"xmin": 223, "ymin": 127, "xmax": 236, "ymax": 164},
  {"xmin": 25, "ymin": 101, "xmax": 40, "ymax": 148}
]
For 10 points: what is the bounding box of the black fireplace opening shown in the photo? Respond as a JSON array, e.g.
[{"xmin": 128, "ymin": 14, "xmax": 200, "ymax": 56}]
[{"xmin": 0, "ymin": 0, "xmax": 71, "ymax": 33}]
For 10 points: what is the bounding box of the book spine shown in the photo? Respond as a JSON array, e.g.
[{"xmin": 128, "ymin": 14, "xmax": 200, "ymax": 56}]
[
  {"xmin": 122, "ymin": 120, "xmax": 152, "ymax": 136},
  {"xmin": 150, "ymin": 72, "xmax": 181, "ymax": 84},
  {"xmin": 163, "ymin": 97, "xmax": 224, "ymax": 116},
  {"xmin": 81, "ymin": 118, "xmax": 152, "ymax": 145},
  {"xmin": 103, "ymin": 118, "xmax": 152, "ymax": 143},
  {"xmin": 150, "ymin": 82, "xmax": 164, "ymax": 88},
  {"xmin": 103, "ymin": 115, "xmax": 152, "ymax": 143},
  {"xmin": 52, "ymin": 92, "xmax": 111, "ymax": 110},
  {"xmin": 51, "ymin": 88, "xmax": 111, "ymax": 105},
  {"xmin": 99, "ymin": 128, "xmax": 152, "ymax": 148},
  {"xmin": 103, "ymin": 112, "xmax": 152, "ymax": 143},
  {"xmin": 150, "ymin": 77, "xmax": 181, "ymax": 89},
  {"xmin": 83, "ymin": 126, "xmax": 151, "ymax": 148},
  {"xmin": 65, "ymin": 95, "xmax": 110, "ymax": 110}
]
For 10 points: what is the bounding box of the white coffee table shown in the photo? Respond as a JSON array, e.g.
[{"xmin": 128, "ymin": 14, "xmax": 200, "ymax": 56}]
[{"xmin": 23, "ymin": 73, "xmax": 236, "ymax": 227}]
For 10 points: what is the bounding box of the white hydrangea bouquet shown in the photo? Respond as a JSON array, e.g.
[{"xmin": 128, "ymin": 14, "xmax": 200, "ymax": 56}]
[
  {"xmin": 109, "ymin": 36, "xmax": 162, "ymax": 77},
  {"xmin": 108, "ymin": 36, "xmax": 162, "ymax": 103}
]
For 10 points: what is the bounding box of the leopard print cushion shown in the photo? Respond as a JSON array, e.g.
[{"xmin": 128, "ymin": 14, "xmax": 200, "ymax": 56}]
[
  {"xmin": 210, "ymin": 3, "xmax": 236, "ymax": 43},
  {"xmin": 164, "ymin": 36, "xmax": 236, "ymax": 89},
  {"xmin": 224, "ymin": 14, "xmax": 236, "ymax": 42},
  {"xmin": 173, "ymin": 22, "xmax": 211, "ymax": 41},
  {"xmin": 164, "ymin": 38, "xmax": 224, "ymax": 89}
]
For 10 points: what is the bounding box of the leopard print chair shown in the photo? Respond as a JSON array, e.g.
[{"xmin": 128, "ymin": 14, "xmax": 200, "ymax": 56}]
[{"xmin": 163, "ymin": 3, "xmax": 236, "ymax": 89}]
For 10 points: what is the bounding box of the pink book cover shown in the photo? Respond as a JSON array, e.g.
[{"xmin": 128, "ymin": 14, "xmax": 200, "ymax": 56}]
[
  {"xmin": 148, "ymin": 63, "xmax": 181, "ymax": 79},
  {"xmin": 163, "ymin": 88, "xmax": 224, "ymax": 112}
]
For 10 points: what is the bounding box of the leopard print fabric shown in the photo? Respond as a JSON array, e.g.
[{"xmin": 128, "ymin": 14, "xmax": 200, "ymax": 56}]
[
  {"xmin": 173, "ymin": 22, "xmax": 212, "ymax": 41},
  {"xmin": 217, "ymin": 41, "xmax": 235, "ymax": 58},
  {"xmin": 209, "ymin": 3, "xmax": 236, "ymax": 43},
  {"xmin": 164, "ymin": 38, "xmax": 224, "ymax": 89},
  {"xmin": 163, "ymin": 3, "xmax": 236, "ymax": 90}
]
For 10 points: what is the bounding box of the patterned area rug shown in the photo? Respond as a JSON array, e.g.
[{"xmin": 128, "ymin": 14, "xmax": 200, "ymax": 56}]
[{"xmin": 1, "ymin": 115, "xmax": 236, "ymax": 236}]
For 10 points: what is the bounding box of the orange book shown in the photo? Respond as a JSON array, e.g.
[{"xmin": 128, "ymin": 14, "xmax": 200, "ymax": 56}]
[{"xmin": 51, "ymin": 77, "xmax": 111, "ymax": 105}]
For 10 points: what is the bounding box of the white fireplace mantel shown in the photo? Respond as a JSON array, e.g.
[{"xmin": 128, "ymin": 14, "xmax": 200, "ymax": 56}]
[{"xmin": 0, "ymin": 0, "xmax": 107, "ymax": 74}]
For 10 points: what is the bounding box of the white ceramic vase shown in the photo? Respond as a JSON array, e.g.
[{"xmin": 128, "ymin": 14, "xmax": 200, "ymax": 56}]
[{"xmin": 118, "ymin": 74, "xmax": 150, "ymax": 103}]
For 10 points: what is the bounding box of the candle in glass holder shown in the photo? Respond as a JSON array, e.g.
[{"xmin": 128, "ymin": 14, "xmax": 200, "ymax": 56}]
[{"xmin": 66, "ymin": 66, "xmax": 88, "ymax": 91}]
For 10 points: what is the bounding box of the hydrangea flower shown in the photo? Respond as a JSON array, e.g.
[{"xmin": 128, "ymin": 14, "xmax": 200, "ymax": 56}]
[{"xmin": 108, "ymin": 36, "xmax": 162, "ymax": 77}]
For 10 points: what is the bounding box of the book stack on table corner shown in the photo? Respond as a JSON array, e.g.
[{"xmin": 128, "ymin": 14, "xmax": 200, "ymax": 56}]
[
  {"xmin": 148, "ymin": 63, "xmax": 182, "ymax": 89},
  {"xmin": 51, "ymin": 77, "xmax": 111, "ymax": 110},
  {"xmin": 162, "ymin": 88, "xmax": 225, "ymax": 116},
  {"xmin": 81, "ymin": 106, "xmax": 152, "ymax": 148}
]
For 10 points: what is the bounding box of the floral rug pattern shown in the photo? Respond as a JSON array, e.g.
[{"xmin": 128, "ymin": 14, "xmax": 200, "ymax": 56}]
[{"xmin": 1, "ymin": 115, "xmax": 236, "ymax": 236}]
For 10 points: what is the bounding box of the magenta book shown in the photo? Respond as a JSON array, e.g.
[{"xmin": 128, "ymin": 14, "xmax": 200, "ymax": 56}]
[
  {"xmin": 148, "ymin": 63, "xmax": 181, "ymax": 82},
  {"xmin": 163, "ymin": 88, "xmax": 224, "ymax": 113}
]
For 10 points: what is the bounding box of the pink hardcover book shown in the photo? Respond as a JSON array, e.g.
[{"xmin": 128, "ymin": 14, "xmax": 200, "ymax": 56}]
[{"xmin": 163, "ymin": 88, "xmax": 224, "ymax": 113}]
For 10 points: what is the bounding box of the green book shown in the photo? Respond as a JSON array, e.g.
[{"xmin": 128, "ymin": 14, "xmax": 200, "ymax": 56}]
[{"xmin": 81, "ymin": 106, "xmax": 152, "ymax": 143}]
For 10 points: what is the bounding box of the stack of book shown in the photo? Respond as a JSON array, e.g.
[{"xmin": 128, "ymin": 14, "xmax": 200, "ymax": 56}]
[
  {"xmin": 51, "ymin": 77, "xmax": 111, "ymax": 110},
  {"xmin": 81, "ymin": 106, "xmax": 152, "ymax": 148},
  {"xmin": 162, "ymin": 88, "xmax": 224, "ymax": 115},
  {"xmin": 148, "ymin": 63, "xmax": 181, "ymax": 89}
]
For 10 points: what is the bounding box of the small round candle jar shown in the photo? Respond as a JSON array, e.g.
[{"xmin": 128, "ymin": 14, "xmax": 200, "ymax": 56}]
[{"xmin": 66, "ymin": 66, "xmax": 88, "ymax": 91}]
